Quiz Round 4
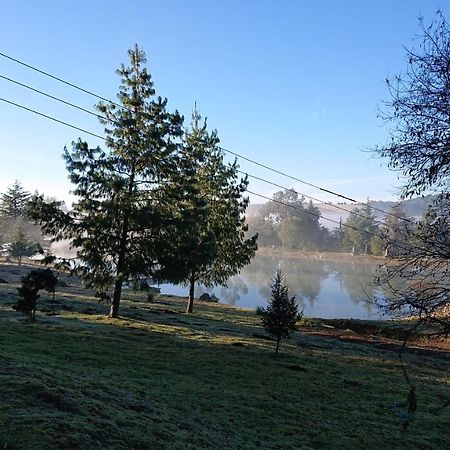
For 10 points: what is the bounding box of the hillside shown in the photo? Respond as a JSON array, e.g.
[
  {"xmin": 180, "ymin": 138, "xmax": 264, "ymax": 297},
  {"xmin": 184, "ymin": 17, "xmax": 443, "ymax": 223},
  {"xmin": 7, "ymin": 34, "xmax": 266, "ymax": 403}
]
[{"xmin": 1, "ymin": 262, "xmax": 449, "ymax": 449}]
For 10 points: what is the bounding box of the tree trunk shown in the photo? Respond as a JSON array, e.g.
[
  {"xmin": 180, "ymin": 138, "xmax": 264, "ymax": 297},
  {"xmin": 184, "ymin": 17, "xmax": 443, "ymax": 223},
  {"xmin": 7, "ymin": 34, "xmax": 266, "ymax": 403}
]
[
  {"xmin": 275, "ymin": 337, "xmax": 281, "ymax": 357},
  {"xmin": 110, "ymin": 215, "xmax": 129, "ymax": 318},
  {"xmin": 186, "ymin": 276, "xmax": 195, "ymax": 313},
  {"xmin": 110, "ymin": 278, "xmax": 123, "ymax": 318},
  {"xmin": 109, "ymin": 172, "xmax": 134, "ymax": 318}
]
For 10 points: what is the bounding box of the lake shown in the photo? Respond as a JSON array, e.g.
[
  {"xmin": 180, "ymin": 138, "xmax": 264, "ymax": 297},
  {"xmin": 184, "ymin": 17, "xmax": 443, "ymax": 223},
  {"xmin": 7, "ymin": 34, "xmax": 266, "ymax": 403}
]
[{"xmin": 157, "ymin": 253, "xmax": 390, "ymax": 319}]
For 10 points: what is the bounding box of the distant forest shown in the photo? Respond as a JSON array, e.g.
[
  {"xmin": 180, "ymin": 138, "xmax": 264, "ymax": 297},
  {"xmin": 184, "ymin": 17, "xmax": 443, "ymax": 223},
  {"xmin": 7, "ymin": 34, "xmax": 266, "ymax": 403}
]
[{"xmin": 247, "ymin": 190, "xmax": 437, "ymax": 255}]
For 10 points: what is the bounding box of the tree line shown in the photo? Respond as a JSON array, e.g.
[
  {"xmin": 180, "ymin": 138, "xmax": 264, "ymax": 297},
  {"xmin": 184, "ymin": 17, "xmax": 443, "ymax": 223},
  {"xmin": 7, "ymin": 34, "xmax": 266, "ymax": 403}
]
[
  {"xmin": 246, "ymin": 188, "xmax": 435, "ymax": 257},
  {"xmin": 0, "ymin": 180, "xmax": 46, "ymax": 264}
]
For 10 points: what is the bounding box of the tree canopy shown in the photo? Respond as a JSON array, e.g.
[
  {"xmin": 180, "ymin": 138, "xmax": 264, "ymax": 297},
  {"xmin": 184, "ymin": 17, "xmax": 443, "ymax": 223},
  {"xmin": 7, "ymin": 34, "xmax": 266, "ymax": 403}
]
[
  {"xmin": 342, "ymin": 203, "xmax": 379, "ymax": 254},
  {"xmin": 375, "ymin": 12, "xmax": 450, "ymax": 198},
  {"xmin": 251, "ymin": 189, "xmax": 325, "ymax": 251}
]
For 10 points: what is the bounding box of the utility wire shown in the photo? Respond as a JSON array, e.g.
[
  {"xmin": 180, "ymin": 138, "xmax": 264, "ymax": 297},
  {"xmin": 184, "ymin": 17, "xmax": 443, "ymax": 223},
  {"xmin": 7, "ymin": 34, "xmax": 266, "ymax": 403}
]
[
  {"xmin": 226, "ymin": 147, "xmax": 356, "ymax": 203},
  {"xmin": 0, "ymin": 96, "xmax": 105, "ymax": 141},
  {"xmin": 246, "ymin": 190, "xmax": 386, "ymax": 240},
  {"xmin": 0, "ymin": 67, "xmax": 416, "ymax": 232},
  {"xmin": 0, "ymin": 51, "xmax": 124, "ymax": 111},
  {"xmin": 0, "ymin": 81, "xmax": 421, "ymax": 237},
  {"xmin": 0, "ymin": 95, "xmax": 377, "ymax": 236},
  {"xmin": 239, "ymin": 170, "xmax": 380, "ymax": 225},
  {"xmin": 0, "ymin": 71, "xmax": 401, "ymax": 230},
  {"xmin": 0, "ymin": 61, "xmax": 391, "ymax": 231},
  {"xmin": 221, "ymin": 144, "xmax": 418, "ymax": 227},
  {"xmin": 0, "ymin": 73, "xmax": 113, "ymax": 124},
  {"xmin": 0, "ymin": 94, "xmax": 431, "ymax": 255},
  {"xmin": 0, "ymin": 50, "xmax": 410, "ymax": 223}
]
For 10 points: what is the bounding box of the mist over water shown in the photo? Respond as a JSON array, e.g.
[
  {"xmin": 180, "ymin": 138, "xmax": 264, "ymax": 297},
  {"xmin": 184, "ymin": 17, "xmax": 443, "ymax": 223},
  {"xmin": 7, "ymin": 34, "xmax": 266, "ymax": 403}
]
[
  {"xmin": 50, "ymin": 240, "xmax": 77, "ymax": 259},
  {"xmin": 50, "ymin": 239, "xmax": 389, "ymax": 319},
  {"xmin": 158, "ymin": 254, "xmax": 389, "ymax": 319}
]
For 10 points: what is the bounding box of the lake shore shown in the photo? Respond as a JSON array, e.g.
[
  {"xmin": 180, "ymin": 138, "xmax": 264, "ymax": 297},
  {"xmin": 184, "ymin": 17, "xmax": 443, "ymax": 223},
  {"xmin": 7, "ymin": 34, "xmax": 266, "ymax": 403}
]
[{"xmin": 256, "ymin": 246, "xmax": 387, "ymax": 263}]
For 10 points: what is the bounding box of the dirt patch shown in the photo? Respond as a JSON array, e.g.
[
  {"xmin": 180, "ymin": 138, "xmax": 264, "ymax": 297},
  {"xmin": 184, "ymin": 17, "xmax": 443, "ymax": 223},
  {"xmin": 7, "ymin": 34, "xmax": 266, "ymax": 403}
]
[{"xmin": 301, "ymin": 326, "xmax": 450, "ymax": 358}]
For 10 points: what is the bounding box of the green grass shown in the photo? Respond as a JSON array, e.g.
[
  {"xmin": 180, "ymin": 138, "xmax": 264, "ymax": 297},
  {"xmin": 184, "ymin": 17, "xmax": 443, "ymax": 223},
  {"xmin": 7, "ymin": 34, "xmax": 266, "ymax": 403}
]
[{"xmin": 0, "ymin": 262, "xmax": 449, "ymax": 449}]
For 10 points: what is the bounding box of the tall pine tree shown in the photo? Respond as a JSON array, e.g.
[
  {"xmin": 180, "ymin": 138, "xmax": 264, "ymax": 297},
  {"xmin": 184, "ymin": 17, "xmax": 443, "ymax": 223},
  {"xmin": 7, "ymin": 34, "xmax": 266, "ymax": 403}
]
[{"xmin": 30, "ymin": 46, "xmax": 184, "ymax": 317}]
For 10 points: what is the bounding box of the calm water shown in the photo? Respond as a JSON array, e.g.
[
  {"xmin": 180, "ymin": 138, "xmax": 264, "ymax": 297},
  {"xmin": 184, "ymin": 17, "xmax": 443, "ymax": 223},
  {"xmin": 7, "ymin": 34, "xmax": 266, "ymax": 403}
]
[{"xmin": 157, "ymin": 254, "xmax": 390, "ymax": 319}]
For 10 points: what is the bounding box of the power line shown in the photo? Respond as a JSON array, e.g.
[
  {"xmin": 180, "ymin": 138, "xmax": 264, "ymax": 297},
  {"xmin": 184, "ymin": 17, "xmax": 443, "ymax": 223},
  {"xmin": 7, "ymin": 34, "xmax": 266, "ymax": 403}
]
[
  {"xmin": 0, "ymin": 51, "xmax": 124, "ymax": 111},
  {"xmin": 221, "ymin": 144, "xmax": 418, "ymax": 227},
  {"xmin": 0, "ymin": 73, "xmax": 111, "ymax": 123},
  {"xmin": 0, "ymin": 50, "xmax": 416, "ymax": 226},
  {"xmin": 0, "ymin": 72, "xmax": 398, "ymax": 229},
  {"xmin": 0, "ymin": 94, "xmax": 430, "ymax": 255},
  {"xmin": 0, "ymin": 69, "xmax": 410, "ymax": 229},
  {"xmin": 239, "ymin": 170, "xmax": 380, "ymax": 225},
  {"xmin": 0, "ymin": 96, "xmax": 105, "ymax": 141},
  {"xmin": 0, "ymin": 82, "xmax": 418, "ymax": 235},
  {"xmin": 0, "ymin": 95, "xmax": 383, "ymax": 238},
  {"xmin": 224, "ymin": 146, "xmax": 356, "ymax": 203},
  {"xmin": 246, "ymin": 190, "xmax": 387, "ymax": 241},
  {"xmin": 0, "ymin": 64, "xmax": 386, "ymax": 228}
]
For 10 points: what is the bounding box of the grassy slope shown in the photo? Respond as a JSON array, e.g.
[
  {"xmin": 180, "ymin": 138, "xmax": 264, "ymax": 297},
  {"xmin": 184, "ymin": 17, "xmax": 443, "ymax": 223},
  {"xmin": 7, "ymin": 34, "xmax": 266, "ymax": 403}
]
[{"xmin": 0, "ymin": 263, "xmax": 449, "ymax": 450}]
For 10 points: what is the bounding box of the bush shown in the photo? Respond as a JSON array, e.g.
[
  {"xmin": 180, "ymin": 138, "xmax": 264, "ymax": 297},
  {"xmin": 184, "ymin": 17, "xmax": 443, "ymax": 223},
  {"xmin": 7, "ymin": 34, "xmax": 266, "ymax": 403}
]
[
  {"xmin": 146, "ymin": 287, "xmax": 160, "ymax": 303},
  {"xmin": 15, "ymin": 269, "xmax": 58, "ymax": 321}
]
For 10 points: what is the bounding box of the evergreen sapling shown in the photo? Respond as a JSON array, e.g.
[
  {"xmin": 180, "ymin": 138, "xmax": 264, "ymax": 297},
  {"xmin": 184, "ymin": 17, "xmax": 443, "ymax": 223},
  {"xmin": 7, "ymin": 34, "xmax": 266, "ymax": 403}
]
[{"xmin": 260, "ymin": 269, "xmax": 302, "ymax": 356}]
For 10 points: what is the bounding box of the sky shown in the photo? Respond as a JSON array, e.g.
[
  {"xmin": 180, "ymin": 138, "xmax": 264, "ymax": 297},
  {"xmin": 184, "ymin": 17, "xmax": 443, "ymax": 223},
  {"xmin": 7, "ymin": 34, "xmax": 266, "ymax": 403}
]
[{"xmin": 0, "ymin": 1, "xmax": 447, "ymax": 206}]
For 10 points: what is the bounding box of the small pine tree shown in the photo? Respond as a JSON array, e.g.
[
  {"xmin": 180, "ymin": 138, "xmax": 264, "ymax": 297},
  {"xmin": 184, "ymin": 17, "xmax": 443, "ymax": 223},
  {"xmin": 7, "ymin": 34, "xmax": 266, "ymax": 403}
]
[
  {"xmin": 260, "ymin": 269, "xmax": 302, "ymax": 356},
  {"xmin": 15, "ymin": 269, "xmax": 58, "ymax": 321},
  {"xmin": 9, "ymin": 226, "xmax": 42, "ymax": 265},
  {"xmin": 0, "ymin": 180, "xmax": 30, "ymax": 219}
]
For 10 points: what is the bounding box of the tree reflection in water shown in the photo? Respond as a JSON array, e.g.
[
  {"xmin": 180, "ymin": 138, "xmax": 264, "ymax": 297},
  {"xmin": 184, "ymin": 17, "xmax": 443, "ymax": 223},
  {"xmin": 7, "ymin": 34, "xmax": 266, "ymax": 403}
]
[
  {"xmin": 240, "ymin": 255, "xmax": 328, "ymax": 311},
  {"xmin": 160, "ymin": 253, "xmax": 398, "ymax": 318},
  {"xmin": 329, "ymin": 260, "xmax": 382, "ymax": 315},
  {"xmin": 198, "ymin": 276, "xmax": 248, "ymax": 306}
]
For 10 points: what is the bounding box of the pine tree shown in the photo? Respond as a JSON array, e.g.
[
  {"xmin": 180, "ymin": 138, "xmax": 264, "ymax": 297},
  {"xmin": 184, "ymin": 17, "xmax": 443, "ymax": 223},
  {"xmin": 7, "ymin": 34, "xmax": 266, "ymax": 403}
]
[
  {"xmin": 29, "ymin": 46, "xmax": 184, "ymax": 318},
  {"xmin": 155, "ymin": 107, "xmax": 258, "ymax": 313},
  {"xmin": 15, "ymin": 268, "xmax": 58, "ymax": 321},
  {"xmin": 9, "ymin": 226, "xmax": 42, "ymax": 265},
  {"xmin": 0, "ymin": 180, "xmax": 30, "ymax": 219},
  {"xmin": 260, "ymin": 269, "xmax": 302, "ymax": 356}
]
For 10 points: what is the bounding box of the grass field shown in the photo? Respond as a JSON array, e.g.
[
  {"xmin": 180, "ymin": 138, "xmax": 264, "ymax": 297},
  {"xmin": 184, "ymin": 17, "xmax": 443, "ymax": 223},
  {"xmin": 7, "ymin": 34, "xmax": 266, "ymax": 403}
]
[{"xmin": 0, "ymin": 262, "xmax": 449, "ymax": 449}]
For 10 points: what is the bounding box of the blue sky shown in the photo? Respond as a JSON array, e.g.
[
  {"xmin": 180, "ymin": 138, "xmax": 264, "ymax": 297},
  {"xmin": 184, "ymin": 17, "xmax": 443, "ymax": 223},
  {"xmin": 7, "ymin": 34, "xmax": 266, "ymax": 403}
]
[{"xmin": 0, "ymin": 1, "xmax": 446, "ymax": 205}]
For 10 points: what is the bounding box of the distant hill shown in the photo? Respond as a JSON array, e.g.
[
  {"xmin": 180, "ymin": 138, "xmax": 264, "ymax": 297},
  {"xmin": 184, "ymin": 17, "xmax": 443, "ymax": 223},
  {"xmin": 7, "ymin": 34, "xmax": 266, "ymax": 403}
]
[{"xmin": 247, "ymin": 195, "xmax": 437, "ymax": 229}]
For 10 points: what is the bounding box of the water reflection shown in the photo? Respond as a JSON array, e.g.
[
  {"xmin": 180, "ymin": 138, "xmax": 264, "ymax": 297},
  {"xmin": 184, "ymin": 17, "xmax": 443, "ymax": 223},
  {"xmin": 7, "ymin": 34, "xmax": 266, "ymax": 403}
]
[
  {"xmin": 158, "ymin": 254, "xmax": 388, "ymax": 319},
  {"xmin": 199, "ymin": 276, "xmax": 248, "ymax": 306}
]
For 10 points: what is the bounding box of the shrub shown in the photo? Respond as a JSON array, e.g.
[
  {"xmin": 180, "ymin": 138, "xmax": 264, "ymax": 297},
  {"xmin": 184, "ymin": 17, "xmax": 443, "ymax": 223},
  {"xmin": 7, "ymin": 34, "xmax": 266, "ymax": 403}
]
[
  {"xmin": 15, "ymin": 269, "xmax": 58, "ymax": 321},
  {"xmin": 146, "ymin": 287, "xmax": 160, "ymax": 303}
]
